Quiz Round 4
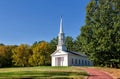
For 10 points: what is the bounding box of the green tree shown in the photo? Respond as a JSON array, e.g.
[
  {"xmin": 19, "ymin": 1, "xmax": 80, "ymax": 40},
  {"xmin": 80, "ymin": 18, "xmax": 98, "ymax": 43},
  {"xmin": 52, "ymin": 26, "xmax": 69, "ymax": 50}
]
[
  {"xmin": 12, "ymin": 44, "xmax": 32, "ymax": 67},
  {"xmin": 0, "ymin": 43, "xmax": 4, "ymax": 46},
  {"xmin": 49, "ymin": 37, "xmax": 58, "ymax": 53},
  {"xmin": 49, "ymin": 36, "xmax": 76, "ymax": 52},
  {"xmin": 65, "ymin": 36, "xmax": 74, "ymax": 51},
  {"xmin": 73, "ymin": 35, "xmax": 82, "ymax": 52},
  {"xmin": 79, "ymin": 0, "xmax": 120, "ymax": 68}
]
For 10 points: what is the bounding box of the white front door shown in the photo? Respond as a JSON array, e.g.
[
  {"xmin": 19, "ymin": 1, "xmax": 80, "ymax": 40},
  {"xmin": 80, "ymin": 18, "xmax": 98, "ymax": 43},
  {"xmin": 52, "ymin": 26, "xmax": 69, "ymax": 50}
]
[{"xmin": 55, "ymin": 57, "xmax": 64, "ymax": 66}]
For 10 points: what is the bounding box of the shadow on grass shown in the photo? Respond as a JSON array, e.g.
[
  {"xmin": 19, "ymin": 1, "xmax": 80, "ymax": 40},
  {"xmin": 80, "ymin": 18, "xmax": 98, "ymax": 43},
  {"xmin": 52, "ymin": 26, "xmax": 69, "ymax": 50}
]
[{"xmin": 0, "ymin": 71, "xmax": 88, "ymax": 79}]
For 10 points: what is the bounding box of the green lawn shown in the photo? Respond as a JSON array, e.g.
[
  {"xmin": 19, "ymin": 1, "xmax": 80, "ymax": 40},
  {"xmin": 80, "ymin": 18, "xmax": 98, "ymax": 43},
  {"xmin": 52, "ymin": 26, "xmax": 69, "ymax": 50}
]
[{"xmin": 0, "ymin": 66, "xmax": 88, "ymax": 79}]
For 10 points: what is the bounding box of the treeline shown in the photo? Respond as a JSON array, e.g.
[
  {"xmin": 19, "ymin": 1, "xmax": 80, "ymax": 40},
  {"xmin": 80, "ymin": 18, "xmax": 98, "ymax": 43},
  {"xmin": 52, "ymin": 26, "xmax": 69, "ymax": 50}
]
[{"xmin": 0, "ymin": 36, "xmax": 81, "ymax": 67}]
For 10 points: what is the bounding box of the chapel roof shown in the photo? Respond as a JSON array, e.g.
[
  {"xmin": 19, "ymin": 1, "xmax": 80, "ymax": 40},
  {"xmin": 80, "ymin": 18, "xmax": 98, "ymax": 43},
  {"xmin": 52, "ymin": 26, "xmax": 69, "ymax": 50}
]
[{"xmin": 65, "ymin": 50, "xmax": 87, "ymax": 57}]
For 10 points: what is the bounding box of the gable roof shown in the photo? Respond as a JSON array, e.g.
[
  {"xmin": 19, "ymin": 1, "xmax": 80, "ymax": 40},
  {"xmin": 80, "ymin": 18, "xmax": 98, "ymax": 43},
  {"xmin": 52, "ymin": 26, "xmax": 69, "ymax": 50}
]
[
  {"xmin": 51, "ymin": 49, "xmax": 68, "ymax": 56},
  {"xmin": 51, "ymin": 49, "xmax": 87, "ymax": 57},
  {"xmin": 65, "ymin": 50, "xmax": 87, "ymax": 57}
]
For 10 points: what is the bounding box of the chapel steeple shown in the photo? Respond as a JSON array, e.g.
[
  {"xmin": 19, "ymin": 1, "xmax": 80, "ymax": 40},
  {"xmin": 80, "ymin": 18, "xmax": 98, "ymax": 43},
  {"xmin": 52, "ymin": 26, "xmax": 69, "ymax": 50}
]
[
  {"xmin": 60, "ymin": 17, "xmax": 63, "ymax": 33},
  {"xmin": 57, "ymin": 17, "xmax": 67, "ymax": 51}
]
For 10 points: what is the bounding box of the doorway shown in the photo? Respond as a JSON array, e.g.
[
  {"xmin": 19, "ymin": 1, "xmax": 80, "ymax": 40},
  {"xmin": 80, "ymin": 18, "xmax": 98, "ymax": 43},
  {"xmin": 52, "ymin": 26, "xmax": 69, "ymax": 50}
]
[{"xmin": 55, "ymin": 57, "xmax": 64, "ymax": 66}]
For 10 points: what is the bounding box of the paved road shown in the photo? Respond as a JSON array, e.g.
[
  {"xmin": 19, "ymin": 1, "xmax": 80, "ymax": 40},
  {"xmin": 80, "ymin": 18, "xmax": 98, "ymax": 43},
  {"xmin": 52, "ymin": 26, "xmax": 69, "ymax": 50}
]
[{"xmin": 81, "ymin": 68, "xmax": 113, "ymax": 79}]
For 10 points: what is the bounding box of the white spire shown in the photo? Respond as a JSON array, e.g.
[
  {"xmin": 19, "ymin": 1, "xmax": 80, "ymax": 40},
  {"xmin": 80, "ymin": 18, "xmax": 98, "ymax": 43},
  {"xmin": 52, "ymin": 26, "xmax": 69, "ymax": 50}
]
[
  {"xmin": 60, "ymin": 16, "xmax": 63, "ymax": 33},
  {"xmin": 57, "ymin": 17, "xmax": 67, "ymax": 51}
]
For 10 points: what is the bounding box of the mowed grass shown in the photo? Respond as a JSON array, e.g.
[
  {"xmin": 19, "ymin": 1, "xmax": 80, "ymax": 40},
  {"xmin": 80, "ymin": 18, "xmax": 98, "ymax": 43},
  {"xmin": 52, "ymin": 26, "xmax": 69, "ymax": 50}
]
[
  {"xmin": 0, "ymin": 66, "xmax": 88, "ymax": 79},
  {"xmin": 95, "ymin": 67, "xmax": 120, "ymax": 79}
]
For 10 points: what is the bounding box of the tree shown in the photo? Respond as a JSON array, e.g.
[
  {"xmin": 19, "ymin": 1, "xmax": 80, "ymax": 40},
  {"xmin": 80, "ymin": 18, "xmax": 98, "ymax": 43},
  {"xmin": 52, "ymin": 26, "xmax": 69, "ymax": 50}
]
[
  {"xmin": 73, "ymin": 35, "xmax": 82, "ymax": 52},
  {"xmin": 49, "ymin": 37, "xmax": 58, "ymax": 53},
  {"xmin": 79, "ymin": 0, "xmax": 120, "ymax": 68},
  {"xmin": 29, "ymin": 41, "xmax": 51, "ymax": 66},
  {"xmin": 0, "ymin": 46, "xmax": 7, "ymax": 67},
  {"xmin": 65, "ymin": 36, "xmax": 74, "ymax": 51},
  {"xmin": 49, "ymin": 36, "xmax": 76, "ymax": 52},
  {"xmin": 0, "ymin": 45, "xmax": 15, "ymax": 67},
  {"xmin": 0, "ymin": 43, "xmax": 4, "ymax": 46},
  {"xmin": 12, "ymin": 44, "xmax": 32, "ymax": 67}
]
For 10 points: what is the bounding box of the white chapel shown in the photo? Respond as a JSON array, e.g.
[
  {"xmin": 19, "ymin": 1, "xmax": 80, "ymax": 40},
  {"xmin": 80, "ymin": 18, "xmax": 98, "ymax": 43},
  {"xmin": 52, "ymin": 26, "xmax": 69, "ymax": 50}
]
[{"xmin": 51, "ymin": 17, "xmax": 93, "ymax": 66}]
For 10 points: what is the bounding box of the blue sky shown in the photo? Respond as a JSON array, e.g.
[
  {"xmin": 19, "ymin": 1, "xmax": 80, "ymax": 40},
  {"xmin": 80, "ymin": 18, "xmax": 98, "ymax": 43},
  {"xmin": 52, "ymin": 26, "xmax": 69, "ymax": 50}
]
[{"xmin": 0, "ymin": 0, "xmax": 90, "ymax": 45}]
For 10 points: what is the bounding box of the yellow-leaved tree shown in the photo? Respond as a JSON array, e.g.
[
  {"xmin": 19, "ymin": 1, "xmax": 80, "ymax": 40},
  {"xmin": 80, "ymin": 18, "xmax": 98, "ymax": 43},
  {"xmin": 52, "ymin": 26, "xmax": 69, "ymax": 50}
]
[
  {"xmin": 29, "ymin": 41, "xmax": 51, "ymax": 66},
  {"xmin": 12, "ymin": 44, "xmax": 32, "ymax": 67}
]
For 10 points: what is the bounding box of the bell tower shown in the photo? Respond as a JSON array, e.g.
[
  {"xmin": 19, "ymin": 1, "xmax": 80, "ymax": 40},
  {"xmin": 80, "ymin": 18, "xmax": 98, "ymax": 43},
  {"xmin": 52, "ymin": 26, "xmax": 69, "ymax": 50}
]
[{"xmin": 57, "ymin": 17, "xmax": 67, "ymax": 51}]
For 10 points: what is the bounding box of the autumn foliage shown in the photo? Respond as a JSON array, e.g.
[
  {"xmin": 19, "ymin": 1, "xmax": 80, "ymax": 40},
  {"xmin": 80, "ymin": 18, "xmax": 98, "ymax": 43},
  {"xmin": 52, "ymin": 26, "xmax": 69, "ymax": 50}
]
[{"xmin": 0, "ymin": 41, "xmax": 52, "ymax": 67}]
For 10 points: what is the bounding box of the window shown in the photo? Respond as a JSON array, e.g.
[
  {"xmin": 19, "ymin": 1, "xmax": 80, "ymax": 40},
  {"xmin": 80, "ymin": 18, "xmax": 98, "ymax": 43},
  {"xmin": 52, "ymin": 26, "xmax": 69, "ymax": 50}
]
[
  {"xmin": 82, "ymin": 60, "xmax": 84, "ymax": 65},
  {"xmin": 79, "ymin": 59, "xmax": 80, "ymax": 64},
  {"xmin": 72, "ymin": 59, "xmax": 74, "ymax": 64},
  {"xmin": 85, "ymin": 60, "xmax": 87, "ymax": 65},
  {"xmin": 88, "ymin": 61, "xmax": 90, "ymax": 65},
  {"xmin": 75, "ymin": 59, "xmax": 77, "ymax": 64}
]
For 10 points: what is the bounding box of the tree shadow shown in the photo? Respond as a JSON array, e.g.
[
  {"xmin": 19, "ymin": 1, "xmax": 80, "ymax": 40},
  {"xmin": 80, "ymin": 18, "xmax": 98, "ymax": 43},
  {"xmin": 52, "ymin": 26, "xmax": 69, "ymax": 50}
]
[
  {"xmin": 1, "ymin": 71, "xmax": 88, "ymax": 79},
  {"xmin": 87, "ymin": 74, "xmax": 100, "ymax": 79}
]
